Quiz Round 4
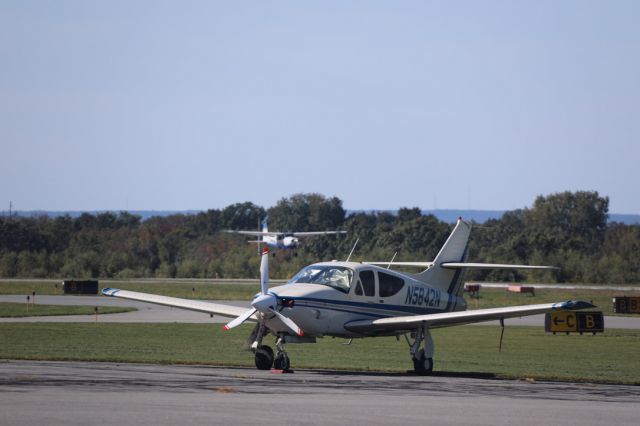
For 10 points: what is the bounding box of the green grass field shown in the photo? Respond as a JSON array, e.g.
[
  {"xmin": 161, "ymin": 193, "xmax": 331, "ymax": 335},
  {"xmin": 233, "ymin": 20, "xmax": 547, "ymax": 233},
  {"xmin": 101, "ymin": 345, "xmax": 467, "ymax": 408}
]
[
  {"xmin": 1, "ymin": 279, "xmax": 637, "ymax": 316},
  {"xmin": 0, "ymin": 302, "xmax": 136, "ymax": 317},
  {"xmin": 1, "ymin": 322, "xmax": 638, "ymax": 384}
]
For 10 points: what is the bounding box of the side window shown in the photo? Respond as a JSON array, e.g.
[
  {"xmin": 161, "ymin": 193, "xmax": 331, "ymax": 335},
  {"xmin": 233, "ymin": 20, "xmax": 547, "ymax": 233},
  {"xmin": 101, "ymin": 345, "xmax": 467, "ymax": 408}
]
[
  {"xmin": 355, "ymin": 280, "xmax": 363, "ymax": 296},
  {"xmin": 379, "ymin": 272, "xmax": 405, "ymax": 297},
  {"xmin": 360, "ymin": 270, "xmax": 375, "ymax": 297}
]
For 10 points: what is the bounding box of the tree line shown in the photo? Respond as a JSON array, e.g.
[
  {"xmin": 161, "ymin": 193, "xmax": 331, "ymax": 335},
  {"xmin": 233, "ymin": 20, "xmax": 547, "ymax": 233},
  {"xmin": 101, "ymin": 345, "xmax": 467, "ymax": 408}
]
[{"xmin": 0, "ymin": 191, "xmax": 638, "ymax": 284}]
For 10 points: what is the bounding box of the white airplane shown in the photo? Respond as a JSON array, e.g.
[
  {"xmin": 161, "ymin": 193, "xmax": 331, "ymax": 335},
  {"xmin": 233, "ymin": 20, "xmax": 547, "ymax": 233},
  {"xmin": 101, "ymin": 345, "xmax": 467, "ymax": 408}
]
[
  {"xmin": 223, "ymin": 216, "xmax": 346, "ymax": 250},
  {"xmin": 102, "ymin": 218, "xmax": 595, "ymax": 374}
]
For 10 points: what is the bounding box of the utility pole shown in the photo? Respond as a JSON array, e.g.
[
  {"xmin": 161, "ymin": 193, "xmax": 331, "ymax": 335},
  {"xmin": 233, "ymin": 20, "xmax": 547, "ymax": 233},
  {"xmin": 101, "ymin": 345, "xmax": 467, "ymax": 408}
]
[{"xmin": 8, "ymin": 201, "xmax": 12, "ymax": 218}]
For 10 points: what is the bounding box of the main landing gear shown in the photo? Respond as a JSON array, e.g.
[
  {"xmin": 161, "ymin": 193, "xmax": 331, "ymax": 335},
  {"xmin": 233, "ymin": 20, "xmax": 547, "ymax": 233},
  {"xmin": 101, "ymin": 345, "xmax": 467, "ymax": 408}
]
[
  {"xmin": 251, "ymin": 324, "xmax": 291, "ymax": 371},
  {"xmin": 408, "ymin": 326, "xmax": 434, "ymax": 375}
]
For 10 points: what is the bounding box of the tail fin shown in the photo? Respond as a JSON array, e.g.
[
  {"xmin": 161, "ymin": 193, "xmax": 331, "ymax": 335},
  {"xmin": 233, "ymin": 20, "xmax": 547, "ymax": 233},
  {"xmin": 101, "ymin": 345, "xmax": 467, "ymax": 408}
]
[
  {"xmin": 261, "ymin": 215, "xmax": 269, "ymax": 233},
  {"xmin": 413, "ymin": 219, "xmax": 472, "ymax": 297}
]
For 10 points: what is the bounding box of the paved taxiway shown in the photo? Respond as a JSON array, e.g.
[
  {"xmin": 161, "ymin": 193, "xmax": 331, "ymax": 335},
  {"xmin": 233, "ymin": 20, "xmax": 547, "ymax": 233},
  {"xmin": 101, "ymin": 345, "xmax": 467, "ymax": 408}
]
[
  {"xmin": 2, "ymin": 295, "xmax": 640, "ymax": 329},
  {"xmin": 1, "ymin": 360, "xmax": 638, "ymax": 426}
]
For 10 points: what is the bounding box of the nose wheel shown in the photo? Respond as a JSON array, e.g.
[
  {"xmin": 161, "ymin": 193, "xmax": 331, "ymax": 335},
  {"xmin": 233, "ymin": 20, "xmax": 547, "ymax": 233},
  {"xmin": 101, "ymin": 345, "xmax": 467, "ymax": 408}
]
[
  {"xmin": 272, "ymin": 336, "xmax": 292, "ymax": 371},
  {"xmin": 254, "ymin": 345, "xmax": 274, "ymax": 370},
  {"xmin": 273, "ymin": 352, "xmax": 290, "ymax": 370}
]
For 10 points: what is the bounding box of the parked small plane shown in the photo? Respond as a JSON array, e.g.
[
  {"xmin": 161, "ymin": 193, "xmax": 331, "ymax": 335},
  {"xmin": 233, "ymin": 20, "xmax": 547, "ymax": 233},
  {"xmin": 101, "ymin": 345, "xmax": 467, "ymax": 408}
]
[
  {"xmin": 223, "ymin": 215, "xmax": 346, "ymax": 250},
  {"xmin": 103, "ymin": 218, "xmax": 594, "ymax": 374}
]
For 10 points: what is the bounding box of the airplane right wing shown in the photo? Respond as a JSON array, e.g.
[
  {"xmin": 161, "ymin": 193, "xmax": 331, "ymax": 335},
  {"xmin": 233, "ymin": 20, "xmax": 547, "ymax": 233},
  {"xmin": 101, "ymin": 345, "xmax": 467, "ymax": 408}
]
[
  {"xmin": 102, "ymin": 288, "xmax": 253, "ymax": 320},
  {"xmin": 292, "ymin": 231, "xmax": 347, "ymax": 237},
  {"xmin": 343, "ymin": 300, "xmax": 595, "ymax": 335}
]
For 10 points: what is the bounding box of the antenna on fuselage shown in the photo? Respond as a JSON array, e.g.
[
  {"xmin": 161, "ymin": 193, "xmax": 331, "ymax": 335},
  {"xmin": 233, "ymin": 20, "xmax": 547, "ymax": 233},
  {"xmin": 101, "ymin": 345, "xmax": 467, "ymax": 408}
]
[
  {"xmin": 386, "ymin": 252, "xmax": 398, "ymax": 269},
  {"xmin": 345, "ymin": 238, "xmax": 359, "ymax": 262}
]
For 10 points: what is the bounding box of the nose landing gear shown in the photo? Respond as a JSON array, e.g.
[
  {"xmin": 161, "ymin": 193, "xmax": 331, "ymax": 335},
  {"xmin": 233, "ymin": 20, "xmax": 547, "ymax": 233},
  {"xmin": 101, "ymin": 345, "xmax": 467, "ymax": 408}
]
[
  {"xmin": 251, "ymin": 327, "xmax": 292, "ymax": 371},
  {"xmin": 273, "ymin": 336, "xmax": 291, "ymax": 371}
]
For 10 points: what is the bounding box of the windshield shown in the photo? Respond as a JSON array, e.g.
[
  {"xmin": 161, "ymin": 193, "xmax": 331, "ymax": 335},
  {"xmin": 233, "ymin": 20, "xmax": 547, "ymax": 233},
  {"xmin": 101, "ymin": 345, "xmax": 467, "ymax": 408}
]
[{"xmin": 288, "ymin": 265, "xmax": 354, "ymax": 293}]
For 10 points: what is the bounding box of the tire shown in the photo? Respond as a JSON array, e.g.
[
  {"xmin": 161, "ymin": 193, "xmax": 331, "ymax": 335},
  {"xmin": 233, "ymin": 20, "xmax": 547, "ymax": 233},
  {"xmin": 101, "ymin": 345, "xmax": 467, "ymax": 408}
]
[
  {"xmin": 413, "ymin": 352, "xmax": 434, "ymax": 376},
  {"xmin": 273, "ymin": 353, "xmax": 290, "ymax": 371},
  {"xmin": 262, "ymin": 345, "xmax": 274, "ymax": 360},
  {"xmin": 255, "ymin": 346, "xmax": 274, "ymax": 370}
]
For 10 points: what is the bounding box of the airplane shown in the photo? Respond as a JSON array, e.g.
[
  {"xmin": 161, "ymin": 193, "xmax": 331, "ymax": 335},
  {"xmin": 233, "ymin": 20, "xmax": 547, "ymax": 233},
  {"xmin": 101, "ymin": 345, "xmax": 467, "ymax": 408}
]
[
  {"xmin": 102, "ymin": 218, "xmax": 595, "ymax": 375},
  {"xmin": 223, "ymin": 215, "xmax": 346, "ymax": 251}
]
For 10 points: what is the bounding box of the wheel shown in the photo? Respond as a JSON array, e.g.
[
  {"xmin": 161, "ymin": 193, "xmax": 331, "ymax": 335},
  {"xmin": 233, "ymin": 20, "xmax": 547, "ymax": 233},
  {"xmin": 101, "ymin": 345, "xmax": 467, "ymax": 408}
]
[
  {"xmin": 261, "ymin": 345, "xmax": 274, "ymax": 360},
  {"xmin": 412, "ymin": 350, "xmax": 433, "ymax": 376},
  {"xmin": 254, "ymin": 345, "xmax": 274, "ymax": 370},
  {"xmin": 273, "ymin": 352, "xmax": 290, "ymax": 371}
]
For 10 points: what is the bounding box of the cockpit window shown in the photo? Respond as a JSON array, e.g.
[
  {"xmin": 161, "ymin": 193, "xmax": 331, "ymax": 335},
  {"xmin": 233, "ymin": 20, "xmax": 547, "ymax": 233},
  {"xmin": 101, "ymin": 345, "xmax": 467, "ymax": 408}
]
[{"xmin": 288, "ymin": 265, "xmax": 354, "ymax": 293}]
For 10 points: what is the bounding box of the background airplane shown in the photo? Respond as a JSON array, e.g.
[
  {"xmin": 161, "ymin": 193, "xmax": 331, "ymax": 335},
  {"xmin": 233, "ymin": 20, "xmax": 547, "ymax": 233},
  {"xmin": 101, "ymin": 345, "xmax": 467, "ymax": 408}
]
[
  {"xmin": 224, "ymin": 215, "xmax": 346, "ymax": 251},
  {"xmin": 103, "ymin": 218, "xmax": 595, "ymax": 374}
]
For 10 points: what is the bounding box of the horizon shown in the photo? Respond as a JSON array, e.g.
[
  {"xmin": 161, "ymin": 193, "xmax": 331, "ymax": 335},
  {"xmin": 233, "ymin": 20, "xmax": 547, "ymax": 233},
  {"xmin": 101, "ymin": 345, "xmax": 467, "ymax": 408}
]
[{"xmin": 4, "ymin": 206, "xmax": 639, "ymax": 226}]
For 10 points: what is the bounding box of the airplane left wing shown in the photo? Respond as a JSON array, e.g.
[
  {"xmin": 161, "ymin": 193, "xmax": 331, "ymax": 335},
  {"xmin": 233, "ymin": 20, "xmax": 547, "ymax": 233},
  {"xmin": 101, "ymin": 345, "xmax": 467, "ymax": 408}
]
[
  {"xmin": 102, "ymin": 288, "xmax": 253, "ymax": 319},
  {"xmin": 343, "ymin": 300, "xmax": 595, "ymax": 335},
  {"xmin": 223, "ymin": 230, "xmax": 280, "ymax": 237}
]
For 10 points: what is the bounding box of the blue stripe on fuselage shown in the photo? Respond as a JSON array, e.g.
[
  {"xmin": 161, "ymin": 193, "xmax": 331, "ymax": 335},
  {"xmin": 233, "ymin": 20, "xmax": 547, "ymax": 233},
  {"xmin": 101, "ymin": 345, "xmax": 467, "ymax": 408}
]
[{"xmin": 271, "ymin": 292, "xmax": 443, "ymax": 318}]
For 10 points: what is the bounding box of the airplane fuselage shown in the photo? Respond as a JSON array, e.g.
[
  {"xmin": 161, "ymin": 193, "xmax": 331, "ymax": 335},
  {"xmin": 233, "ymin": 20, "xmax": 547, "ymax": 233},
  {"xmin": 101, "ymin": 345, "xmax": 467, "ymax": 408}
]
[
  {"xmin": 262, "ymin": 234, "xmax": 299, "ymax": 249},
  {"xmin": 258, "ymin": 261, "xmax": 467, "ymax": 338}
]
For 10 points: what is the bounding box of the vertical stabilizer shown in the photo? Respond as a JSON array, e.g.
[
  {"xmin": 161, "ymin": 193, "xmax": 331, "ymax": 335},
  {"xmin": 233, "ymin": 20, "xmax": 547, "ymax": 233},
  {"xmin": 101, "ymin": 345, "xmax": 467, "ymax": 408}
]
[
  {"xmin": 261, "ymin": 216, "xmax": 269, "ymax": 233},
  {"xmin": 413, "ymin": 219, "xmax": 472, "ymax": 298}
]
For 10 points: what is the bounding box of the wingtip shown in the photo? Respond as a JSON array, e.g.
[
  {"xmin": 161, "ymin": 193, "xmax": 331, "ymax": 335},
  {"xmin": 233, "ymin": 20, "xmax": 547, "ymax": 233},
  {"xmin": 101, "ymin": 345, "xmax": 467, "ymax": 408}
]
[
  {"xmin": 555, "ymin": 300, "xmax": 597, "ymax": 310},
  {"xmin": 101, "ymin": 288, "xmax": 120, "ymax": 296},
  {"xmin": 223, "ymin": 325, "xmax": 230, "ymax": 331}
]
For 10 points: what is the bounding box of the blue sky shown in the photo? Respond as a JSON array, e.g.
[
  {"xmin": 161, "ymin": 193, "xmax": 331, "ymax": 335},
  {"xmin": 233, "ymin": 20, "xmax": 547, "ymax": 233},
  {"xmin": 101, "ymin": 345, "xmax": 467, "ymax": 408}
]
[{"xmin": 2, "ymin": 1, "xmax": 639, "ymax": 213}]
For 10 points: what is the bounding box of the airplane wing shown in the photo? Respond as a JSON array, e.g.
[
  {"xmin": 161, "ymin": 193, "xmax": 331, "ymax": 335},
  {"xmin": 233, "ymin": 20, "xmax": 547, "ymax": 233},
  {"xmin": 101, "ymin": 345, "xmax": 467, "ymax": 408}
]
[
  {"xmin": 292, "ymin": 231, "xmax": 347, "ymax": 237},
  {"xmin": 223, "ymin": 230, "xmax": 280, "ymax": 237},
  {"xmin": 343, "ymin": 300, "xmax": 595, "ymax": 334},
  {"xmin": 363, "ymin": 262, "xmax": 556, "ymax": 270},
  {"xmin": 102, "ymin": 288, "xmax": 254, "ymax": 320}
]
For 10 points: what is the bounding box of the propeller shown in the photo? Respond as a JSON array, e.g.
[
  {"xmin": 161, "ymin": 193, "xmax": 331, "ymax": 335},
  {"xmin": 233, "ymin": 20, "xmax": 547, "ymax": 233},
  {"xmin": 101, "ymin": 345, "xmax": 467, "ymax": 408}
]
[{"xmin": 223, "ymin": 246, "xmax": 304, "ymax": 336}]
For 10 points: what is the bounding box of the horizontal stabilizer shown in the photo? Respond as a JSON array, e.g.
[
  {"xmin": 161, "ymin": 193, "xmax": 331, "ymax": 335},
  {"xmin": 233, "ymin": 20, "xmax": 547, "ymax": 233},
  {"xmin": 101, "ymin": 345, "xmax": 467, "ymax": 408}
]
[
  {"xmin": 440, "ymin": 262, "xmax": 559, "ymax": 270},
  {"xmin": 364, "ymin": 262, "xmax": 433, "ymax": 268}
]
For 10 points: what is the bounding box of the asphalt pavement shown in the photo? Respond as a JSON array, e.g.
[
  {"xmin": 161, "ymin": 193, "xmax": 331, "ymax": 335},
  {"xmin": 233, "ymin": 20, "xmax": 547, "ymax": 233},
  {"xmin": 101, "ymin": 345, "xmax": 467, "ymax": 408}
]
[{"xmin": 1, "ymin": 360, "xmax": 638, "ymax": 426}]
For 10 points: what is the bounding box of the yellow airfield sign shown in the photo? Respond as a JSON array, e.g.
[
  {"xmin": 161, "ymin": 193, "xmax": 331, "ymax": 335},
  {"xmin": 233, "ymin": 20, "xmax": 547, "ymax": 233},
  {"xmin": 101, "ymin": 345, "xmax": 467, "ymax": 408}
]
[{"xmin": 545, "ymin": 311, "xmax": 604, "ymax": 334}]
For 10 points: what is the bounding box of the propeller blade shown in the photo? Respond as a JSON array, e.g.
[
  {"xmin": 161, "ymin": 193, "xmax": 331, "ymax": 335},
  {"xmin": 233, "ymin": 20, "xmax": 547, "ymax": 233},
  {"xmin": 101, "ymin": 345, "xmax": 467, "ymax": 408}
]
[
  {"xmin": 223, "ymin": 307, "xmax": 257, "ymax": 331},
  {"xmin": 260, "ymin": 246, "xmax": 269, "ymax": 295},
  {"xmin": 270, "ymin": 309, "xmax": 304, "ymax": 337}
]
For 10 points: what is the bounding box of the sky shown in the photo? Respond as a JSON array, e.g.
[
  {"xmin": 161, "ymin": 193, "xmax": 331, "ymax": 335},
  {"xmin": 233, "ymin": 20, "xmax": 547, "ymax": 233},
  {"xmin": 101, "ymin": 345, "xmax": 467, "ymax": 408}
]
[{"xmin": 1, "ymin": 1, "xmax": 639, "ymax": 213}]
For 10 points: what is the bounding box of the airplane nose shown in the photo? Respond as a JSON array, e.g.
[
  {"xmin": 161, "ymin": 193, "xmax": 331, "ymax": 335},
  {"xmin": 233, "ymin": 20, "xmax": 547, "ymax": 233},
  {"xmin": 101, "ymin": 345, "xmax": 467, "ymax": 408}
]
[{"xmin": 251, "ymin": 293, "xmax": 277, "ymax": 313}]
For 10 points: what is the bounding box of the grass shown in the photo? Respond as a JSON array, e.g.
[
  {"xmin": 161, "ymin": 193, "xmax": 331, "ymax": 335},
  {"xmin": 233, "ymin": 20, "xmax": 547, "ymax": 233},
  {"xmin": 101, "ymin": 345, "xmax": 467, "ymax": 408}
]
[
  {"xmin": 1, "ymin": 322, "xmax": 638, "ymax": 384},
  {"xmin": 464, "ymin": 288, "xmax": 627, "ymax": 314},
  {"xmin": 2, "ymin": 279, "xmax": 637, "ymax": 316},
  {"xmin": 0, "ymin": 302, "xmax": 136, "ymax": 318}
]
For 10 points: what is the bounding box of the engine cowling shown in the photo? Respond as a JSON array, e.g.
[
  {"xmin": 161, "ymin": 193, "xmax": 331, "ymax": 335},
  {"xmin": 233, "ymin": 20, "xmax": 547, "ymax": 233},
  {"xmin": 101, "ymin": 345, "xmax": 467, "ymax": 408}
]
[{"xmin": 282, "ymin": 236, "xmax": 299, "ymax": 248}]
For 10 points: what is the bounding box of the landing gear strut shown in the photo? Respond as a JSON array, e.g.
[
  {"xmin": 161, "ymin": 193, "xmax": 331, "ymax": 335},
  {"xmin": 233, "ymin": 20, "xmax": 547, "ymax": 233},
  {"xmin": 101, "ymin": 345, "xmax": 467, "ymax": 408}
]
[
  {"xmin": 408, "ymin": 326, "xmax": 434, "ymax": 375},
  {"xmin": 251, "ymin": 323, "xmax": 274, "ymax": 370}
]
